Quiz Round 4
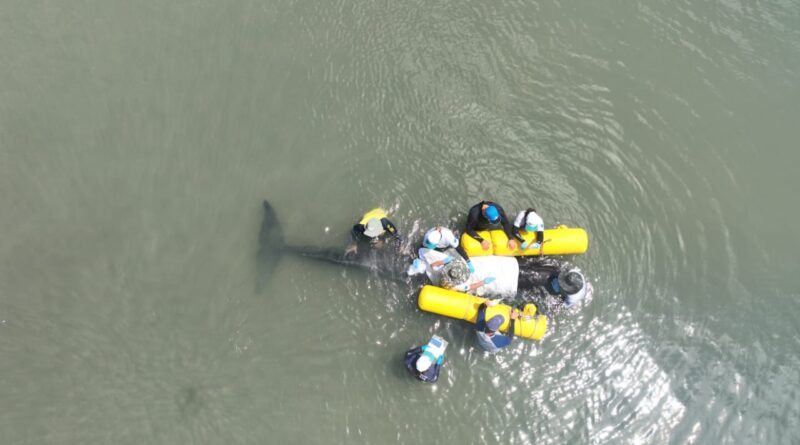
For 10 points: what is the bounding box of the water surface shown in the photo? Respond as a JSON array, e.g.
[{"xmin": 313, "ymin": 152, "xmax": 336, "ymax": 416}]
[{"xmin": 1, "ymin": 1, "xmax": 799, "ymax": 444}]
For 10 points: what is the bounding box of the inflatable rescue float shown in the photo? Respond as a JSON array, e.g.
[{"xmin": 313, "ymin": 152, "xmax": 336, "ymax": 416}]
[
  {"xmin": 461, "ymin": 227, "xmax": 588, "ymax": 257},
  {"xmin": 418, "ymin": 285, "xmax": 548, "ymax": 340}
]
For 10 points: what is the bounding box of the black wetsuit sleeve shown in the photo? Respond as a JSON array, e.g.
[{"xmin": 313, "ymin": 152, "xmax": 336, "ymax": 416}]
[
  {"xmin": 465, "ymin": 204, "xmax": 484, "ymax": 242},
  {"xmin": 536, "ymin": 230, "xmax": 544, "ymax": 244},
  {"xmin": 404, "ymin": 347, "xmax": 423, "ymax": 374},
  {"xmin": 429, "ymin": 362, "xmax": 441, "ymax": 383},
  {"xmin": 512, "ymin": 226, "xmax": 526, "ymax": 243},
  {"xmin": 351, "ymin": 224, "xmax": 365, "ymax": 241},
  {"xmin": 495, "ymin": 204, "xmax": 516, "ymax": 241},
  {"xmin": 455, "ymin": 243, "xmax": 470, "ymax": 262},
  {"xmin": 381, "ymin": 218, "xmax": 400, "ymax": 239},
  {"xmin": 476, "ymin": 303, "xmax": 487, "ymax": 331},
  {"xmin": 507, "ymin": 318, "xmax": 516, "ymax": 340}
]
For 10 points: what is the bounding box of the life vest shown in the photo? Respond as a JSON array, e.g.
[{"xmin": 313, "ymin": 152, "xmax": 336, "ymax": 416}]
[{"xmin": 358, "ymin": 208, "xmax": 388, "ymax": 225}]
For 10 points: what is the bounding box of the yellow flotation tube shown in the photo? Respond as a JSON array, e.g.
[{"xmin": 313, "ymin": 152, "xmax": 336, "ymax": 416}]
[
  {"xmin": 460, "ymin": 226, "xmax": 588, "ymax": 257},
  {"xmin": 418, "ymin": 285, "xmax": 548, "ymax": 340}
]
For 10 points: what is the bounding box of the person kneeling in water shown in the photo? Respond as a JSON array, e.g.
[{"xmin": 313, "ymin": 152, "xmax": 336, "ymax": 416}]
[
  {"xmin": 545, "ymin": 269, "xmax": 588, "ymax": 308},
  {"xmin": 346, "ymin": 208, "xmax": 400, "ymax": 255},
  {"xmin": 404, "ymin": 335, "xmax": 448, "ymax": 383},
  {"xmin": 465, "ymin": 201, "xmax": 518, "ymax": 251},
  {"xmin": 475, "ymin": 299, "xmax": 519, "ymax": 353},
  {"xmin": 421, "ymin": 226, "xmax": 475, "ymax": 272},
  {"xmin": 407, "ymin": 245, "xmax": 495, "ymax": 294},
  {"xmin": 513, "ymin": 208, "xmax": 545, "ymax": 251},
  {"xmin": 517, "ymin": 260, "xmax": 589, "ymax": 308}
]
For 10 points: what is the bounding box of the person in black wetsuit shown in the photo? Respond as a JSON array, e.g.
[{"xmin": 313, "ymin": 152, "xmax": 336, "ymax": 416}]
[
  {"xmin": 517, "ymin": 258, "xmax": 588, "ymax": 309},
  {"xmin": 464, "ymin": 201, "xmax": 518, "ymax": 251},
  {"xmin": 346, "ymin": 208, "xmax": 400, "ymax": 256}
]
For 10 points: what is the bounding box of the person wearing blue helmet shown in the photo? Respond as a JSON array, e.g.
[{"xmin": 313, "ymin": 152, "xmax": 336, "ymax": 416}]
[{"xmin": 465, "ymin": 201, "xmax": 517, "ymax": 251}]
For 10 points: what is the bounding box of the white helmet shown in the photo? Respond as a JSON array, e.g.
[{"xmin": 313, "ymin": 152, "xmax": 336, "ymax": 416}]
[
  {"xmin": 425, "ymin": 229, "xmax": 443, "ymax": 248},
  {"xmin": 416, "ymin": 355, "xmax": 433, "ymax": 372},
  {"xmin": 363, "ymin": 218, "xmax": 384, "ymax": 238}
]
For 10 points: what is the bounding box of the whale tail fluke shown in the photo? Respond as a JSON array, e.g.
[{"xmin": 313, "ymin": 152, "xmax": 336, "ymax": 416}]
[{"xmin": 257, "ymin": 200, "xmax": 285, "ymax": 291}]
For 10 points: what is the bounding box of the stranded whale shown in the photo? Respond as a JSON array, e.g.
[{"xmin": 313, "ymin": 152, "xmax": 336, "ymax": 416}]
[
  {"xmin": 257, "ymin": 200, "xmax": 417, "ymax": 291},
  {"xmin": 257, "ymin": 200, "xmax": 590, "ymax": 310}
]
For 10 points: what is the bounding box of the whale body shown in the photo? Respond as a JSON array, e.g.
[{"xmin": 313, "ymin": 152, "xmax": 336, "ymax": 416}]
[{"xmin": 257, "ymin": 201, "xmax": 417, "ymax": 291}]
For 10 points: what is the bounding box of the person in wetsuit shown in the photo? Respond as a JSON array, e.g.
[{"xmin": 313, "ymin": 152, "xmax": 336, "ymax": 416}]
[
  {"xmin": 465, "ymin": 201, "xmax": 517, "ymax": 251},
  {"xmin": 517, "ymin": 258, "xmax": 588, "ymax": 308},
  {"xmin": 346, "ymin": 208, "xmax": 400, "ymax": 256}
]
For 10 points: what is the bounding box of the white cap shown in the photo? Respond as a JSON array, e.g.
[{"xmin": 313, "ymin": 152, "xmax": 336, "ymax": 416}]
[
  {"xmin": 425, "ymin": 229, "xmax": 442, "ymax": 247},
  {"xmin": 363, "ymin": 218, "xmax": 383, "ymax": 238},
  {"xmin": 524, "ymin": 212, "xmax": 544, "ymax": 232},
  {"xmin": 416, "ymin": 355, "xmax": 433, "ymax": 372}
]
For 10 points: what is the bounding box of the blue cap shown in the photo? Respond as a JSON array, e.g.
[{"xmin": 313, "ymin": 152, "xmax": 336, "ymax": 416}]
[
  {"xmin": 484, "ymin": 205, "xmax": 500, "ymax": 223},
  {"xmin": 486, "ymin": 315, "xmax": 504, "ymax": 332}
]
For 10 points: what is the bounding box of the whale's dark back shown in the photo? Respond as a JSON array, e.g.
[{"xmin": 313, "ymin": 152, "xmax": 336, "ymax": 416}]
[{"xmin": 256, "ymin": 200, "xmax": 415, "ymax": 291}]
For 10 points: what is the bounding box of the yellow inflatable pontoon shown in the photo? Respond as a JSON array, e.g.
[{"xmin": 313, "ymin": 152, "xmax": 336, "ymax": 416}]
[
  {"xmin": 460, "ymin": 226, "xmax": 588, "ymax": 257},
  {"xmin": 418, "ymin": 285, "xmax": 547, "ymax": 340}
]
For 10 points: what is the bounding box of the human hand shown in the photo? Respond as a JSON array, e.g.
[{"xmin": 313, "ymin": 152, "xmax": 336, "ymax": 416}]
[
  {"xmin": 480, "ymin": 240, "xmax": 491, "ymax": 251},
  {"xmin": 507, "ymin": 240, "xmax": 516, "ymax": 250},
  {"xmin": 407, "ymin": 259, "xmax": 426, "ymax": 276},
  {"xmin": 510, "ymin": 309, "xmax": 520, "ymax": 320},
  {"xmin": 345, "ymin": 245, "xmax": 358, "ymax": 256},
  {"xmin": 520, "ymin": 241, "xmax": 529, "ymax": 250},
  {"xmin": 529, "ymin": 242, "xmax": 541, "ymax": 250},
  {"xmin": 467, "ymin": 261, "xmax": 475, "ymax": 273},
  {"xmin": 483, "ymin": 276, "xmax": 496, "ymax": 285}
]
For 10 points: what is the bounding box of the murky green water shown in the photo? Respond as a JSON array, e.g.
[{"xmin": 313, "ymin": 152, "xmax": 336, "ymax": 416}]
[{"xmin": 2, "ymin": 1, "xmax": 799, "ymax": 444}]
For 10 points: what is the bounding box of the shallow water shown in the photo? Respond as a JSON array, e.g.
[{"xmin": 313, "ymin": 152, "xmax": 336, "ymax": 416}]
[{"xmin": 1, "ymin": 1, "xmax": 799, "ymax": 444}]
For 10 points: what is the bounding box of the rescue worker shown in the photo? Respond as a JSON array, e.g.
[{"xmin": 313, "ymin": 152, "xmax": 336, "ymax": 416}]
[
  {"xmin": 517, "ymin": 258, "xmax": 589, "ymax": 308},
  {"xmin": 422, "ymin": 226, "xmax": 473, "ymax": 271},
  {"xmin": 465, "ymin": 201, "xmax": 517, "ymax": 251},
  {"xmin": 406, "ymin": 251, "xmax": 496, "ymax": 294},
  {"xmin": 404, "ymin": 335, "xmax": 447, "ymax": 383},
  {"xmin": 513, "ymin": 208, "xmax": 545, "ymax": 250},
  {"xmin": 545, "ymin": 269, "xmax": 587, "ymax": 308},
  {"xmin": 475, "ymin": 299, "xmax": 519, "ymax": 353},
  {"xmin": 346, "ymin": 208, "xmax": 399, "ymax": 255}
]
